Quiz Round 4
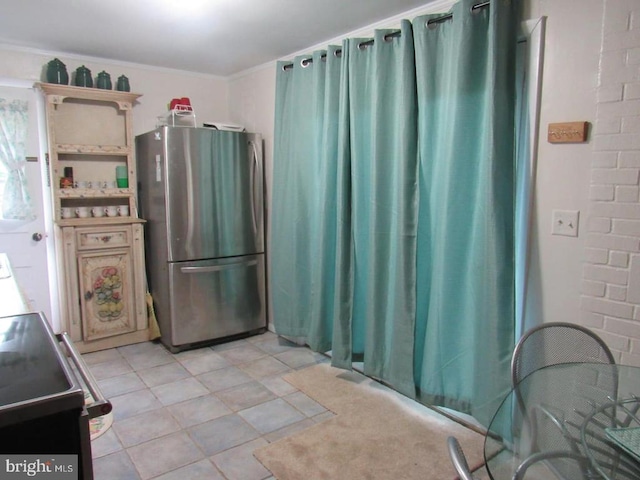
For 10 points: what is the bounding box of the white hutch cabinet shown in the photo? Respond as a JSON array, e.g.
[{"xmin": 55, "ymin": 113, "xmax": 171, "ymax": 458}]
[{"xmin": 39, "ymin": 83, "xmax": 151, "ymax": 353}]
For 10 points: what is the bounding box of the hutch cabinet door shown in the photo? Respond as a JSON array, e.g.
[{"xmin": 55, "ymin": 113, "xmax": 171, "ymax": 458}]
[{"xmin": 77, "ymin": 248, "xmax": 137, "ymax": 341}]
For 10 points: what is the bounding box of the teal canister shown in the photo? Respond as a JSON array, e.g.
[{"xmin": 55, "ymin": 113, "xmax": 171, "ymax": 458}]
[
  {"xmin": 46, "ymin": 58, "xmax": 69, "ymax": 85},
  {"xmin": 74, "ymin": 65, "xmax": 93, "ymax": 87},
  {"xmin": 116, "ymin": 75, "xmax": 130, "ymax": 92},
  {"xmin": 96, "ymin": 71, "xmax": 112, "ymax": 90}
]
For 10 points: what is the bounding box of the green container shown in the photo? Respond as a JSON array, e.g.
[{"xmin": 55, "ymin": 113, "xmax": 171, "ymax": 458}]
[{"xmin": 115, "ymin": 166, "xmax": 128, "ymax": 188}]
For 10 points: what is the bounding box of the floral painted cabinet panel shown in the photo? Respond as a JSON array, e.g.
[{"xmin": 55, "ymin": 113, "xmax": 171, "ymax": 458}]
[
  {"xmin": 61, "ymin": 223, "xmax": 148, "ymax": 353},
  {"xmin": 78, "ymin": 249, "xmax": 136, "ymax": 341}
]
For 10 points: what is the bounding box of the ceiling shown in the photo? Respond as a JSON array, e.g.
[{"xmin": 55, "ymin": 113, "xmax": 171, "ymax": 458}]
[{"xmin": 0, "ymin": 0, "xmax": 436, "ymax": 77}]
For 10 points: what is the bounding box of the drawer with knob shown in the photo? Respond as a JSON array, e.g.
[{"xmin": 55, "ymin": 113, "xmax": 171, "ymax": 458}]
[{"xmin": 76, "ymin": 226, "xmax": 130, "ymax": 250}]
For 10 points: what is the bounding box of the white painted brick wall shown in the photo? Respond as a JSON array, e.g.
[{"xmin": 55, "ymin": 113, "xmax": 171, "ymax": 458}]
[
  {"xmin": 609, "ymin": 250, "xmax": 630, "ymax": 267},
  {"xmin": 615, "ymin": 185, "xmax": 639, "ymax": 201},
  {"xmin": 585, "ymin": 247, "xmax": 610, "ymax": 264},
  {"xmin": 592, "ymin": 151, "xmax": 619, "ymax": 167},
  {"xmin": 591, "ymin": 185, "xmax": 616, "ymax": 201},
  {"xmin": 583, "ymin": 279, "xmax": 607, "ymax": 297},
  {"xmin": 587, "ymin": 0, "xmax": 640, "ymax": 366},
  {"xmin": 619, "ymin": 151, "xmax": 640, "ymax": 166},
  {"xmin": 589, "ymin": 216, "xmax": 612, "ymax": 233}
]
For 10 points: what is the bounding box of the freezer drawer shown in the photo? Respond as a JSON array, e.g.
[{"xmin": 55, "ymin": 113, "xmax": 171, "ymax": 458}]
[{"xmin": 168, "ymin": 254, "xmax": 266, "ymax": 349}]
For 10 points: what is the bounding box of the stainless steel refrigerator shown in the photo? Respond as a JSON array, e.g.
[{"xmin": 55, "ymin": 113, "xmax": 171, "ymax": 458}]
[{"xmin": 136, "ymin": 126, "xmax": 266, "ymax": 352}]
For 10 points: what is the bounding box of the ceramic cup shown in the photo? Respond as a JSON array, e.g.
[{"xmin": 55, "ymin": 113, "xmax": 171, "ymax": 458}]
[
  {"xmin": 105, "ymin": 180, "xmax": 117, "ymax": 189},
  {"xmin": 61, "ymin": 207, "xmax": 74, "ymax": 219},
  {"xmin": 91, "ymin": 207, "xmax": 105, "ymax": 218},
  {"xmin": 118, "ymin": 205, "xmax": 130, "ymax": 217},
  {"xmin": 75, "ymin": 180, "xmax": 88, "ymax": 189},
  {"xmin": 105, "ymin": 206, "xmax": 118, "ymax": 217},
  {"xmin": 75, "ymin": 207, "xmax": 90, "ymax": 218},
  {"xmin": 90, "ymin": 180, "xmax": 104, "ymax": 189}
]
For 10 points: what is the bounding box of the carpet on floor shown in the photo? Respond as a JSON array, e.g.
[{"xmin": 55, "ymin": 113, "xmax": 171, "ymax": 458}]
[{"xmin": 254, "ymin": 363, "xmax": 486, "ymax": 480}]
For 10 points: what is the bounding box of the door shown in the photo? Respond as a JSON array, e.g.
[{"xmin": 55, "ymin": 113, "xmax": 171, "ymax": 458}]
[
  {"xmin": 164, "ymin": 128, "xmax": 264, "ymax": 261},
  {"xmin": 0, "ymin": 84, "xmax": 56, "ymax": 327}
]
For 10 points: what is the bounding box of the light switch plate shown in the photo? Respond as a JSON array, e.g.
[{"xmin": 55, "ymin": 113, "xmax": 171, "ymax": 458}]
[{"xmin": 552, "ymin": 210, "xmax": 579, "ymax": 237}]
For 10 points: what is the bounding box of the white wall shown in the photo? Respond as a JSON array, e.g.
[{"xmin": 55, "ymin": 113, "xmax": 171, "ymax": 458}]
[
  {"xmin": 522, "ymin": 0, "xmax": 604, "ymax": 326},
  {"xmin": 0, "ymin": 46, "xmax": 230, "ymax": 135}
]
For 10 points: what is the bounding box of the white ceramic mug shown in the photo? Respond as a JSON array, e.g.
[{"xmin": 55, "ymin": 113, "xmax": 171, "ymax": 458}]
[
  {"xmin": 118, "ymin": 205, "xmax": 130, "ymax": 217},
  {"xmin": 90, "ymin": 180, "xmax": 104, "ymax": 189},
  {"xmin": 61, "ymin": 207, "xmax": 73, "ymax": 219},
  {"xmin": 75, "ymin": 180, "xmax": 88, "ymax": 189},
  {"xmin": 75, "ymin": 206, "xmax": 90, "ymax": 218},
  {"xmin": 105, "ymin": 206, "xmax": 118, "ymax": 217},
  {"xmin": 105, "ymin": 180, "xmax": 117, "ymax": 189},
  {"xmin": 92, "ymin": 207, "xmax": 105, "ymax": 217}
]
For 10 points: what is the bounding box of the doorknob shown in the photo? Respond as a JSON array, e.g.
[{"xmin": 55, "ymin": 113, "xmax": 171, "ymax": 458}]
[{"xmin": 32, "ymin": 232, "xmax": 43, "ymax": 242}]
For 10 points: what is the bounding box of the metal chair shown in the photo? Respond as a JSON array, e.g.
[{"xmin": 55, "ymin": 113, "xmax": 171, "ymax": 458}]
[
  {"xmin": 447, "ymin": 436, "xmax": 476, "ymax": 480},
  {"xmin": 511, "ymin": 322, "xmax": 615, "ymax": 387},
  {"xmin": 510, "ymin": 322, "xmax": 617, "ymax": 479}
]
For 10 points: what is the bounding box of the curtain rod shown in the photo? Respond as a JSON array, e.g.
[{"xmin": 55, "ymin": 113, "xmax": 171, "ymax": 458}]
[
  {"xmin": 282, "ymin": 1, "xmax": 490, "ymax": 72},
  {"xmin": 428, "ymin": 0, "xmax": 490, "ymax": 26}
]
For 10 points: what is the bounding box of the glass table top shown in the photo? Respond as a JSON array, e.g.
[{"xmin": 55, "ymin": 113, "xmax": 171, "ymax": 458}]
[{"xmin": 485, "ymin": 363, "xmax": 640, "ymax": 480}]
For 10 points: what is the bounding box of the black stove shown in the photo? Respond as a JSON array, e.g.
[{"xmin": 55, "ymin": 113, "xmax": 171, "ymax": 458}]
[{"xmin": 0, "ymin": 312, "xmax": 111, "ymax": 480}]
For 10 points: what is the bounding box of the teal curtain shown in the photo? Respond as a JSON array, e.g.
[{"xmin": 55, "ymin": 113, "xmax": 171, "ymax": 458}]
[
  {"xmin": 0, "ymin": 98, "xmax": 35, "ymax": 221},
  {"xmin": 413, "ymin": 0, "xmax": 518, "ymax": 424},
  {"xmin": 331, "ymin": 20, "xmax": 418, "ymax": 397},
  {"xmin": 271, "ymin": 0, "xmax": 520, "ymax": 426},
  {"xmin": 270, "ymin": 48, "xmax": 342, "ymax": 352}
]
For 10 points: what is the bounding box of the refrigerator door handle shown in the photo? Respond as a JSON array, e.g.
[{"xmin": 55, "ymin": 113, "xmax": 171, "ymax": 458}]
[
  {"xmin": 249, "ymin": 140, "xmax": 259, "ymax": 238},
  {"xmin": 184, "ymin": 134, "xmax": 196, "ymax": 258},
  {"xmin": 180, "ymin": 260, "xmax": 258, "ymax": 274}
]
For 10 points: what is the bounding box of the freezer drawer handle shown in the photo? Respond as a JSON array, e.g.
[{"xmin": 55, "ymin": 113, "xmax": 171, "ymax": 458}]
[
  {"xmin": 180, "ymin": 260, "xmax": 258, "ymax": 274},
  {"xmin": 56, "ymin": 332, "xmax": 113, "ymax": 418}
]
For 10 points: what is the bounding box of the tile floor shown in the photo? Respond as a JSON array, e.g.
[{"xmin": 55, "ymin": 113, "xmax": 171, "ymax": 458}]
[{"xmin": 83, "ymin": 331, "xmax": 332, "ymax": 480}]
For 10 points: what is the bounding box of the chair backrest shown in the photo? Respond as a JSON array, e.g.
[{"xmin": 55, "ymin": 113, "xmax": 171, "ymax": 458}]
[
  {"xmin": 509, "ymin": 323, "xmax": 616, "ymax": 480},
  {"xmin": 511, "ymin": 322, "xmax": 615, "ymax": 387},
  {"xmin": 447, "ymin": 436, "xmax": 476, "ymax": 480}
]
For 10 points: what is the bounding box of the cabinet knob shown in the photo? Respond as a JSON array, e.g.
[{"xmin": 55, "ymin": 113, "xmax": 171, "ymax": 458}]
[{"xmin": 32, "ymin": 232, "xmax": 43, "ymax": 242}]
